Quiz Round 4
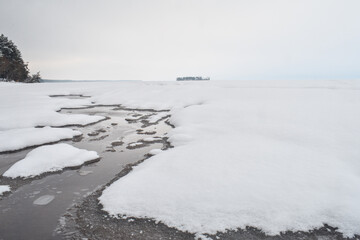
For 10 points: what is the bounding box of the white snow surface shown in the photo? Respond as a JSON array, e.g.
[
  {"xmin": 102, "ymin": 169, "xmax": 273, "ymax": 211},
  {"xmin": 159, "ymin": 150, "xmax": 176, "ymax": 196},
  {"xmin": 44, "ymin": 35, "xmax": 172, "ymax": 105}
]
[
  {"xmin": 128, "ymin": 142, "xmax": 143, "ymax": 147},
  {"xmin": 1, "ymin": 80, "xmax": 360, "ymax": 236},
  {"xmin": 143, "ymin": 137, "xmax": 162, "ymax": 142},
  {"xmin": 0, "ymin": 185, "xmax": 10, "ymax": 195},
  {"xmin": 147, "ymin": 112, "xmax": 170, "ymax": 123},
  {"xmin": 0, "ymin": 82, "xmax": 104, "ymax": 130},
  {"xmin": 0, "ymin": 126, "xmax": 82, "ymax": 152},
  {"xmin": 3, "ymin": 143, "xmax": 99, "ymax": 178}
]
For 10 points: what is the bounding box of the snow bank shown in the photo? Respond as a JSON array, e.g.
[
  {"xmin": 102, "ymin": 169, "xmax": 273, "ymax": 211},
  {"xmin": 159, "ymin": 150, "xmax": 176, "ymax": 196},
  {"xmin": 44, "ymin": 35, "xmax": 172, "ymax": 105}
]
[
  {"xmin": 0, "ymin": 185, "xmax": 10, "ymax": 195},
  {"xmin": 1, "ymin": 80, "xmax": 360, "ymax": 237},
  {"xmin": 98, "ymin": 81, "xmax": 360, "ymax": 237},
  {"xmin": 0, "ymin": 127, "xmax": 82, "ymax": 152},
  {"xmin": 3, "ymin": 143, "xmax": 99, "ymax": 178}
]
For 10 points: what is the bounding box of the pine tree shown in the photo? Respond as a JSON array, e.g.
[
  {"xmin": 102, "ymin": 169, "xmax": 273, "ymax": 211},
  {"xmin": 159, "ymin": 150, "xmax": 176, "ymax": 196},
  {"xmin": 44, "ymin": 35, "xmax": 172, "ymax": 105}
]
[
  {"xmin": 0, "ymin": 34, "xmax": 30, "ymax": 82},
  {"xmin": 26, "ymin": 71, "xmax": 41, "ymax": 83}
]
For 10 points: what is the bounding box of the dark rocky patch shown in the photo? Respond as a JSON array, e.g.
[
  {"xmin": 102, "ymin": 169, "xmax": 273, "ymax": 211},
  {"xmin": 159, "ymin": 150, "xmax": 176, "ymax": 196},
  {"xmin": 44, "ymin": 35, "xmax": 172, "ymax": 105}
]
[
  {"xmin": 126, "ymin": 142, "xmax": 148, "ymax": 150},
  {"xmin": 136, "ymin": 129, "xmax": 157, "ymax": 135},
  {"xmin": 88, "ymin": 128, "xmax": 107, "ymax": 137},
  {"xmin": 111, "ymin": 141, "xmax": 124, "ymax": 147}
]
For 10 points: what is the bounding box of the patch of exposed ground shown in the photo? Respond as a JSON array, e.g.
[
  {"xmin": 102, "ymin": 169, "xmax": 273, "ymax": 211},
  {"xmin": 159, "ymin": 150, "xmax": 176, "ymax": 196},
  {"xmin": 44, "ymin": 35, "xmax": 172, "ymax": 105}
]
[
  {"xmin": 205, "ymin": 226, "xmax": 359, "ymax": 240},
  {"xmin": 136, "ymin": 129, "xmax": 157, "ymax": 135}
]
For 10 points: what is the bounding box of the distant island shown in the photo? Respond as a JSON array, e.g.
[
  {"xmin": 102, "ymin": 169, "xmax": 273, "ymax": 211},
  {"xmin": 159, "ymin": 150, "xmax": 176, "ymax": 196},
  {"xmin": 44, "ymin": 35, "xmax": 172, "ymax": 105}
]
[{"xmin": 176, "ymin": 76, "xmax": 210, "ymax": 81}]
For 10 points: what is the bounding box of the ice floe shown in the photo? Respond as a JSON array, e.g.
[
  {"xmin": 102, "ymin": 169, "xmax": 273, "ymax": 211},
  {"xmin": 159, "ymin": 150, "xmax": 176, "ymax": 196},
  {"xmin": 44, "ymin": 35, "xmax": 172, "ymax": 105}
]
[{"xmin": 3, "ymin": 143, "xmax": 99, "ymax": 178}]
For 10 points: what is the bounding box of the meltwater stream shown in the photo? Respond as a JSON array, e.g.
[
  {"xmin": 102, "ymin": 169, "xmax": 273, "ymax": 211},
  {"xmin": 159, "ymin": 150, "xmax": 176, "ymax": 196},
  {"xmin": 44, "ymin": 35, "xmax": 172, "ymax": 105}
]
[{"xmin": 0, "ymin": 102, "xmax": 172, "ymax": 240}]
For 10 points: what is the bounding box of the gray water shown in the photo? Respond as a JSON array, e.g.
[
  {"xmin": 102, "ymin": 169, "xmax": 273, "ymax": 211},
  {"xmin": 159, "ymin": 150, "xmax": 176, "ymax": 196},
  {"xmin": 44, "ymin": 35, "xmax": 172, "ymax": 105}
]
[{"xmin": 0, "ymin": 103, "xmax": 171, "ymax": 240}]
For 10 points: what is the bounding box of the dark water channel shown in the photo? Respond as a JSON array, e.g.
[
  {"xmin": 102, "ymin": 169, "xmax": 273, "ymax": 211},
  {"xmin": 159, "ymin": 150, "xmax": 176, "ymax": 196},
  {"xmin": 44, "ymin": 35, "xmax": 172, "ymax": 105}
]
[{"xmin": 0, "ymin": 101, "xmax": 171, "ymax": 240}]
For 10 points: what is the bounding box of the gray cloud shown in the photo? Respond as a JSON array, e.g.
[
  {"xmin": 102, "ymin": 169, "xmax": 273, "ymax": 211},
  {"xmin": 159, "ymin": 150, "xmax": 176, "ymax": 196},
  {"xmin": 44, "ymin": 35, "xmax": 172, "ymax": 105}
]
[{"xmin": 1, "ymin": 0, "xmax": 359, "ymax": 80}]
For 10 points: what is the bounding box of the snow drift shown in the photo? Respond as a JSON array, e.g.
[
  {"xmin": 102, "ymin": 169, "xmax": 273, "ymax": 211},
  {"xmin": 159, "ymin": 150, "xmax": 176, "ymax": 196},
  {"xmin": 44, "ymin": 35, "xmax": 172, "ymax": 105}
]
[{"xmin": 3, "ymin": 143, "xmax": 99, "ymax": 178}]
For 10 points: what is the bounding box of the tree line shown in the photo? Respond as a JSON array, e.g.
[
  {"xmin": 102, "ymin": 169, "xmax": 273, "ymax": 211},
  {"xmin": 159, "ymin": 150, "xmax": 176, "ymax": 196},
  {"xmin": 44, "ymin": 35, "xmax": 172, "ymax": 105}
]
[{"xmin": 0, "ymin": 34, "xmax": 41, "ymax": 83}]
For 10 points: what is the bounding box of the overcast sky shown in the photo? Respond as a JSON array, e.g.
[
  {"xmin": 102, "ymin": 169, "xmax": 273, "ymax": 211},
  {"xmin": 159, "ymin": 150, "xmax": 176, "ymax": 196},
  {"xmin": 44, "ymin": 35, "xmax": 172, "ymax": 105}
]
[{"xmin": 1, "ymin": 0, "xmax": 360, "ymax": 81}]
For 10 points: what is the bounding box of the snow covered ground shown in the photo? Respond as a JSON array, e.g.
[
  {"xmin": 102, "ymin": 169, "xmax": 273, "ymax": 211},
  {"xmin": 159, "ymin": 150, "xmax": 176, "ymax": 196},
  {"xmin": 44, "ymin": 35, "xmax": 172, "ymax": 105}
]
[
  {"xmin": 0, "ymin": 127, "xmax": 81, "ymax": 152},
  {"xmin": 1, "ymin": 80, "xmax": 360, "ymax": 237},
  {"xmin": 3, "ymin": 143, "xmax": 99, "ymax": 178},
  {"xmin": 0, "ymin": 82, "xmax": 104, "ymax": 131}
]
